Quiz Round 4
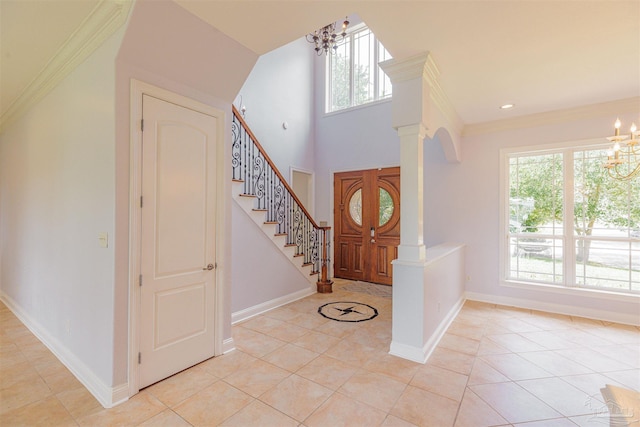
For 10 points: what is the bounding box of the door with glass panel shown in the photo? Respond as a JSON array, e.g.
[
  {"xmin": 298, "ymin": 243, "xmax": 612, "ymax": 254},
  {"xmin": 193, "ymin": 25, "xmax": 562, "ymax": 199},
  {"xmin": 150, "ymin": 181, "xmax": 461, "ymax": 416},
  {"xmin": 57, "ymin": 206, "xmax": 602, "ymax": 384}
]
[{"xmin": 334, "ymin": 167, "xmax": 400, "ymax": 285}]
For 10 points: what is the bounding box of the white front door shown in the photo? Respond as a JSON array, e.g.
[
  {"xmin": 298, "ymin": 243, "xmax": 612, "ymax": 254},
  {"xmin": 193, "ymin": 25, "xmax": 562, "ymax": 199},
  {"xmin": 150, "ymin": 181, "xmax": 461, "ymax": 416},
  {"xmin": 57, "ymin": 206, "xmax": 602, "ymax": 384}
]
[{"xmin": 139, "ymin": 94, "xmax": 217, "ymax": 388}]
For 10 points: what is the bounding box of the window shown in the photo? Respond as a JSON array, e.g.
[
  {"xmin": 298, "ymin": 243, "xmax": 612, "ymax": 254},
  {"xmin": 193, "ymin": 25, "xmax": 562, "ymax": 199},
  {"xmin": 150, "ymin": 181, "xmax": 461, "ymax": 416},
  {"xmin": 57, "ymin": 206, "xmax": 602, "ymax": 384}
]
[
  {"xmin": 503, "ymin": 143, "xmax": 639, "ymax": 294},
  {"xmin": 326, "ymin": 24, "xmax": 392, "ymax": 113}
]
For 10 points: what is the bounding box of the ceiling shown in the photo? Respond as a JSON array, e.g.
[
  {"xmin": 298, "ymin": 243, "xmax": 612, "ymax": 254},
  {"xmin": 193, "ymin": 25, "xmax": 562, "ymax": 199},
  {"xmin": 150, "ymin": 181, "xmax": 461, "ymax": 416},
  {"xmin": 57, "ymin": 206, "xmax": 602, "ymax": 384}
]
[{"xmin": 2, "ymin": 0, "xmax": 639, "ymax": 127}]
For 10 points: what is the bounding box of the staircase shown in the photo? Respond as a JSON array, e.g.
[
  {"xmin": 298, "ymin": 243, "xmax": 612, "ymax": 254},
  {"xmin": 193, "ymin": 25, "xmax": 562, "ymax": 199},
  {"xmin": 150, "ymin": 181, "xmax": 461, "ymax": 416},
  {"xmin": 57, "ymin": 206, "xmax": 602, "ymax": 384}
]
[{"xmin": 231, "ymin": 106, "xmax": 333, "ymax": 292}]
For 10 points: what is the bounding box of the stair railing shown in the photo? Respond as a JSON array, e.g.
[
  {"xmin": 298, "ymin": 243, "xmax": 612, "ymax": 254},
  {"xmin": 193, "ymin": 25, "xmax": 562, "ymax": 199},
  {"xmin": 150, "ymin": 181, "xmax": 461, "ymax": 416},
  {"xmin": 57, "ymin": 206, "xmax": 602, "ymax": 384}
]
[{"xmin": 231, "ymin": 106, "xmax": 333, "ymax": 293}]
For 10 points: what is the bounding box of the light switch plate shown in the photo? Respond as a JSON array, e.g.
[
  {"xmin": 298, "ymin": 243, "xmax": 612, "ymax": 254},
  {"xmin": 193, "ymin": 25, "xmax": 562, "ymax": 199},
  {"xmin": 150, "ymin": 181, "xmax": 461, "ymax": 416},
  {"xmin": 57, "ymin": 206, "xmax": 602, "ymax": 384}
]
[{"xmin": 98, "ymin": 232, "xmax": 108, "ymax": 248}]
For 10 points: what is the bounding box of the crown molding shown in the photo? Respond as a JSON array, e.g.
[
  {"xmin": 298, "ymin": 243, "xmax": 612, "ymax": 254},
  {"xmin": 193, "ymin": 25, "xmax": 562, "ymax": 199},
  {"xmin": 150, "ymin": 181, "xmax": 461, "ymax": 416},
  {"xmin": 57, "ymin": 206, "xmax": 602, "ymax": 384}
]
[
  {"xmin": 0, "ymin": 0, "xmax": 132, "ymax": 133},
  {"xmin": 462, "ymin": 97, "xmax": 640, "ymax": 137}
]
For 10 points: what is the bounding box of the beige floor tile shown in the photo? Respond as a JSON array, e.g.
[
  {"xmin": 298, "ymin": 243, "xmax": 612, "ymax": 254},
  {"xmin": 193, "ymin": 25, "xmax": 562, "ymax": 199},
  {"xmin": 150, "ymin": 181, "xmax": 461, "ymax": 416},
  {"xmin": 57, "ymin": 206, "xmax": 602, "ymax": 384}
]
[
  {"xmin": 519, "ymin": 350, "xmax": 594, "ymax": 376},
  {"xmin": 172, "ymin": 381, "xmax": 253, "ymax": 426},
  {"xmin": 453, "ymin": 388, "xmax": 508, "ymax": 427},
  {"xmin": 380, "ymin": 414, "xmax": 419, "ymax": 426},
  {"xmin": 390, "ymin": 385, "xmax": 459, "ymax": 427},
  {"xmin": 518, "ymin": 377, "xmax": 597, "ymax": 417},
  {"xmin": 1, "ymin": 395, "xmax": 77, "ymax": 427},
  {"xmin": 569, "ymin": 413, "xmax": 615, "ymax": 426},
  {"xmin": 264, "ymin": 322, "xmax": 311, "ymax": 342},
  {"xmin": 338, "ymin": 369, "xmax": 407, "ymax": 413},
  {"xmin": 239, "ymin": 315, "xmax": 285, "ymax": 335},
  {"xmin": 512, "ymin": 417, "xmax": 581, "ymax": 426},
  {"xmin": 260, "ymin": 374, "xmax": 333, "ymax": 421},
  {"xmin": 591, "ymin": 343, "xmax": 640, "ymax": 369},
  {"xmin": 262, "ymin": 306, "xmax": 303, "ymax": 322},
  {"xmin": 291, "ymin": 330, "xmax": 341, "ymax": 354},
  {"xmin": 0, "ymin": 360, "xmax": 41, "ymax": 390},
  {"xmin": 481, "ymin": 353, "xmax": 553, "ymax": 381},
  {"xmin": 137, "ymin": 409, "xmax": 191, "ymax": 426},
  {"xmin": 554, "ymin": 348, "xmax": 633, "ymax": 373},
  {"xmin": 485, "ymin": 333, "xmax": 546, "ymax": 353},
  {"xmin": 603, "ymin": 369, "xmax": 640, "ymax": 391},
  {"xmin": 288, "ymin": 311, "xmax": 330, "ymax": 330},
  {"xmin": 410, "ymin": 363, "xmax": 468, "ymax": 402},
  {"xmin": 233, "ymin": 326, "xmax": 287, "ymax": 358},
  {"xmin": 447, "ymin": 321, "xmax": 486, "ymax": 341},
  {"xmin": 145, "ymin": 365, "xmax": 217, "ymax": 407},
  {"xmin": 0, "ymin": 375, "xmax": 53, "ymax": 415},
  {"xmin": 313, "ymin": 319, "xmax": 360, "ymax": 339},
  {"xmin": 220, "ymin": 399, "xmax": 299, "ymax": 426},
  {"xmin": 56, "ymin": 385, "xmax": 103, "ymax": 420},
  {"xmin": 324, "ymin": 338, "xmax": 380, "ymax": 367},
  {"xmin": 76, "ymin": 391, "xmax": 166, "ymax": 427},
  {"xmin": 560, "ymin": 372, "xmax": 625, "ymax": 402},
  {"xmin": 305, "ymin": 393, "xmax": 387, "ymax": 427},
  {"xmin": 261, "ymin": 343, "xmax": 319, "ymax": 372},
  {"xmin": 362, "ymin": 353, "xmax": 421, "ymax": 384},
  {"xmin": 468, "ymin": 358, "xmax": 511, "ymax": 385},
  {"xmin": 477, "ymin": 336, "xmax": 512, "ymax": 355},
  {"xmin": 428, "ymin": 347, "xmax": 476, "ymax": 375},
  {"xmin": 199, "ymin": 349, "xmax": 257, "ymax": 378},
  {"xmin": 492, "ymin": 317, "xmax": 544, "ymax": 333},
  {"xmin": 438, "ymin": 333, "xmax": 481, "ymax": 355},
  {"xmin": 223, "ymin": 359, "xmax": 290, "ymax": 397},
  {"xmin": 470, "ymin": 382, "xmax": 562, "ymax": 424},
  {"xmin": 296, "ymin": 354, "xmax": 358, "ymax": 390},
  {"xmin": 519, "ymin": 330, "xmax": 579, "ymax": 350}
]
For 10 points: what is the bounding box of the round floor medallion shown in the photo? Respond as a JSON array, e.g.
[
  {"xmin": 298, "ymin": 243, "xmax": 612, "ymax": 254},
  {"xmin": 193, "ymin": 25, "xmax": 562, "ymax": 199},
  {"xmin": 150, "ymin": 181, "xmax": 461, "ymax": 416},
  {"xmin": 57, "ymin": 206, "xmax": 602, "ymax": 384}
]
[{"xmin": 318, "ymin": 301, "xmax": 378, "ymax": 323}]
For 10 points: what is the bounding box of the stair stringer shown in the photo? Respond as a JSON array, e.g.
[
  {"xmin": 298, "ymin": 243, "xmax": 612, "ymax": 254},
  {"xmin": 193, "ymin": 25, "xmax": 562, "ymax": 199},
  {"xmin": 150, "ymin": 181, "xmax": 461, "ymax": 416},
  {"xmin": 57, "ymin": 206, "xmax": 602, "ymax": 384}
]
[{"xmin": 232, "ymin": 180, "xmax": 318, "ymax": 286}]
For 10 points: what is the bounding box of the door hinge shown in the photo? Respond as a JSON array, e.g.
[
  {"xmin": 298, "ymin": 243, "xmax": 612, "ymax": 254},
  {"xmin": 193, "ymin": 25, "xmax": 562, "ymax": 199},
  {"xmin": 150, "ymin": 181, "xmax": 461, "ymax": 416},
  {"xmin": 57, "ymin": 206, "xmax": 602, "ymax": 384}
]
[
  {"xmin": 138, "ymin": 352, "xmax": 141, "ymax": 364},
  {"xmin": 141, "ymin": 119, "xmax": 144, "ymax": 132},
  {"xmin": 140, "ymin": 196, "xmax": 143, "ymax": 208},
  {"xmin": 139, "ymin": 274, "xmax": 142, "ymax": 287}
]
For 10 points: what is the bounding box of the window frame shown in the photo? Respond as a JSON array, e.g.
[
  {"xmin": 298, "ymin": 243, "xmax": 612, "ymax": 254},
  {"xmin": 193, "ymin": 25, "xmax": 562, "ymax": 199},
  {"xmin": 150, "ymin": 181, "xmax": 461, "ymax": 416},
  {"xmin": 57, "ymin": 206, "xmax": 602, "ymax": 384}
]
[
  {"xmin": 499, "ymin": 138, "xmax": 639, "ymax": 300},
  {"xmin": 325, "ymin": 23, "xmax": 392, "ymax": 114}
]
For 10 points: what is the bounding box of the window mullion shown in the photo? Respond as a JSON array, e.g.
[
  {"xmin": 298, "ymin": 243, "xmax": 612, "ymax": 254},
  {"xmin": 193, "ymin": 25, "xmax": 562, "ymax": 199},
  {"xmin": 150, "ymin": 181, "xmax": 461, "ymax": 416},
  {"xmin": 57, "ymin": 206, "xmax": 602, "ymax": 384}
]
[
  {"xmin": 564, "ymin": 149, "xmax": 576, "ymax": 287},
  {"xmin": 349, "ymin": 32, "xmax": 355, "ymax": 108}
]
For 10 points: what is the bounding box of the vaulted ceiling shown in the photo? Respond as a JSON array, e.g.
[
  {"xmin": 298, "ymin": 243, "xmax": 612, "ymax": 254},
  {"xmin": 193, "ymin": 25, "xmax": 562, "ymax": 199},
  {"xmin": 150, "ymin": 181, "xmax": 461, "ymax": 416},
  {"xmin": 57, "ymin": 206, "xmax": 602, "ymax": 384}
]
[{"xmin": 2, "ymin": 0, "xmax": 639, "ymax": 129}]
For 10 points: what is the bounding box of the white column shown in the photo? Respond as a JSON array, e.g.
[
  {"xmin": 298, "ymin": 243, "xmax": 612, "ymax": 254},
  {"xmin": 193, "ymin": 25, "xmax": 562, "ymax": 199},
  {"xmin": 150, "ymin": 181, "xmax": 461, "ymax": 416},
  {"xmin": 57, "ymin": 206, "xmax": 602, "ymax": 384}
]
[{"xmin": 380, "ymin": 53, "xmax": 432, "ymax": 362}]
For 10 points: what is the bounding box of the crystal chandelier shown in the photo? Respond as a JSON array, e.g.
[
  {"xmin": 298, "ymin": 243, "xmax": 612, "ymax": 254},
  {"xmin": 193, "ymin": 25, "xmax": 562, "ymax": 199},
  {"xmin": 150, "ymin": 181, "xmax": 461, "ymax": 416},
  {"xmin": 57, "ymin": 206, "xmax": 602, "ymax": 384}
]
[
  {"xmin": 306, "ymin": 17, "xmax": 349, "ymax": 55},
  {"xmin": 604, "ymin": 118, "xmax": 640, "ymax": 181}
]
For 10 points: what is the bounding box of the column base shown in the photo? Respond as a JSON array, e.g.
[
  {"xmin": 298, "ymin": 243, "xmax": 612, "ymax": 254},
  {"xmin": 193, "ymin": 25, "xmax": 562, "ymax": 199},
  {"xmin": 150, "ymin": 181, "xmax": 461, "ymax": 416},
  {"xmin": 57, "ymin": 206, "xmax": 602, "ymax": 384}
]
[{"xmin": 316, "ymin": 280, "xmax": 333, "ymax": 293}]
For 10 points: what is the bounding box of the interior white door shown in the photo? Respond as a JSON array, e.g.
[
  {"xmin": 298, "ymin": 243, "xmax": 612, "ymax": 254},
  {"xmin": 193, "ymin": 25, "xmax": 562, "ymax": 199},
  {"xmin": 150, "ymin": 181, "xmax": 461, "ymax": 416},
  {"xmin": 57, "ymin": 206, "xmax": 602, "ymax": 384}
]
[{"xmin": 139, "ymin": 94, "xmax": 217, "ymax": 388}]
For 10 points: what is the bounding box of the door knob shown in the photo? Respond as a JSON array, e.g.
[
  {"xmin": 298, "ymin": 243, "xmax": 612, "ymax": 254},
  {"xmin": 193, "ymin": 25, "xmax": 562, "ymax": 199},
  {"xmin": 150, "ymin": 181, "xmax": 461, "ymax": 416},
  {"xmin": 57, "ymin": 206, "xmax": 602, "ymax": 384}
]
[{"xmin": 203, "ymin": 263, "xmax": 215, "ymax": 270}]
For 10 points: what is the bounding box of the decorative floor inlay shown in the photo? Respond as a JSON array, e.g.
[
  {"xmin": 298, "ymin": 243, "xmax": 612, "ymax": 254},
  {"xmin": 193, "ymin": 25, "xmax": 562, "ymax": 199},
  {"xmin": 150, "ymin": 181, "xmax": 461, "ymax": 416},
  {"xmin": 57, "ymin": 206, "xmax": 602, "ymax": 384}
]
[{"xmin": 318, "ymin": 302, "xmax": 378, "ymax": 322}]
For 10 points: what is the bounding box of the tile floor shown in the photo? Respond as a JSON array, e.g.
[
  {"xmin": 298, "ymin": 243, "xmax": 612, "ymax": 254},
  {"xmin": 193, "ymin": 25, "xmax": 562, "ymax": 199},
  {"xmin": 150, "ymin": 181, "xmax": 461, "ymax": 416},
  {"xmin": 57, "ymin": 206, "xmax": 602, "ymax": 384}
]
[{"xmin": 1, "ymin": 279, "xmax": 639, "ymax": 426}]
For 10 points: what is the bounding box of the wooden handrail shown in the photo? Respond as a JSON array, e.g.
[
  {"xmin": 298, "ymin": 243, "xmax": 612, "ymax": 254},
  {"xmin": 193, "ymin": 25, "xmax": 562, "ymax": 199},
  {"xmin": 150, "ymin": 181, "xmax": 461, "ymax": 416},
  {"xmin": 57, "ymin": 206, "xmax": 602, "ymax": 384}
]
[{"xmin": 232, "ymin": 105, "xmax": 329, "ymax": 231}]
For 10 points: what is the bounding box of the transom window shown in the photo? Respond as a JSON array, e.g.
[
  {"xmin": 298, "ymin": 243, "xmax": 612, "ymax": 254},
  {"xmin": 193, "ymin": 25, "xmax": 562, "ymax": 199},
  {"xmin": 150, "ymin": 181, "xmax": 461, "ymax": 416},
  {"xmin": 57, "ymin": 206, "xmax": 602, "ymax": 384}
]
[
  {"xmin": 326, "ymin": 24, "xmax": 392, "ymax": 113},
  {"xmin": 502, "ymin": 143, "xmax": 639, "ymax": 294}
]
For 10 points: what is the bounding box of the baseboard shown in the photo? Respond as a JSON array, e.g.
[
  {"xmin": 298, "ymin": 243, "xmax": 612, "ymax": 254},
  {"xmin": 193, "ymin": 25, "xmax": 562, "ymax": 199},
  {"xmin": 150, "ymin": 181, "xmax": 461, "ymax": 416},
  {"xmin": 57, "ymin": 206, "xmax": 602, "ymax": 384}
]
[
  {"xmin": 0, "ymin": 292, "xmax": 127, "ymax": 408},
  {"xmin": 231, "ymin": 286, "xmax": 315, "ymax": 325},
  {"xmin": 389, "ymin": 294, "xmax": 466, "ymax": 364},
  {"xmin": 222, "ymin": 337, "xmax": 236, "ymax": 354},
  {"xmin": 465, "ymin": 291, "xmax": 640, "ymax": 326}
]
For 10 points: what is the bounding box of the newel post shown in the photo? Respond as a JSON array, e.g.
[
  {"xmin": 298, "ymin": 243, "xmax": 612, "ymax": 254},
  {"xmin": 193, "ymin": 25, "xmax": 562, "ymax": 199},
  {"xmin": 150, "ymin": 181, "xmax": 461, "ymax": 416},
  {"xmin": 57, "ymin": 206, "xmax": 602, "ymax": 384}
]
[{"xmin": 317, "ymin": 227, "xmax": 333, "ymax": 293}]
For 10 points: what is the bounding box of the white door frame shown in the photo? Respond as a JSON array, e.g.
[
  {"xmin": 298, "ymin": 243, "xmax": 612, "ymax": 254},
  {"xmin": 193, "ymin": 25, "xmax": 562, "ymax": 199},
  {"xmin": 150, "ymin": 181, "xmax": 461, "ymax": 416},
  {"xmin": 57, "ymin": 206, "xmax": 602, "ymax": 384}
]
[
  {"xmin": 128, "ymin": 79, "xmax": 226, "ymax": 396},
  {"xmin": 289, "ymin": 166, "xmax": 315, "ymax": 217}
]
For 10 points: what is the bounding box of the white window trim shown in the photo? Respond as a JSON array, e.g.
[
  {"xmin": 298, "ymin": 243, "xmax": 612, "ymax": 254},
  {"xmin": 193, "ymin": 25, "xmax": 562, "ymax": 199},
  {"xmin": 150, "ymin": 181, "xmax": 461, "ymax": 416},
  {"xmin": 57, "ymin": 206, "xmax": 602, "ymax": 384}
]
[
  {"xmin": 324, "ymin": 23, "xmax": 392, "ymax": 114},
  {"xmin": 499, "ymin": 138, "xmax": 640, "ymax": 300}
]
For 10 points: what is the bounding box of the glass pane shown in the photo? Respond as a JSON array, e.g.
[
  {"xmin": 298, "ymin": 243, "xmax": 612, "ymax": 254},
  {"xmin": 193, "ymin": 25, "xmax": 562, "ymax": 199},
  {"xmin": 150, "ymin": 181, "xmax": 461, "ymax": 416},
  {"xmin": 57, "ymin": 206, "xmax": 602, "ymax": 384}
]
[
  {"xmin": 349, "ymin": 189, "xmax": 362, "ymax": 226},
  {"xmin": 509, "ymin": 237, "xmax": 563, "ymax": 283},
  {"xmin": 509, "ymin": 153, "xmax": 563, "ymax": 236},
  {"xmin": 377, "ymin": 43, "xmax": 393, "ymax": 99},
  {"xmin": 329, "ymin": 38, "xmax": 350, "ymax": 112},
  {"xmin": 576, "ymin": 239, "xmax": 639, "ymax": 292},
  {"xmin": 353, "ymin": 28, "xmax": 374, "ymax": 105},
  {"xmin": 379, "ymin": 188, "xmax": 394, "ymax": 226},
  {"xmin": 574, "ymin": 148, "xmax": 640, "ymax": 239}
]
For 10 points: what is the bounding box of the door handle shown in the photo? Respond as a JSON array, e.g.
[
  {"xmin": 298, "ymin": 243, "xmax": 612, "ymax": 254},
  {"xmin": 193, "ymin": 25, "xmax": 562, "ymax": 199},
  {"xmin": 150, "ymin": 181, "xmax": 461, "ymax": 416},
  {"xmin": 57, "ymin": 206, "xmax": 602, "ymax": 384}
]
[{"xmin": 203, "ymin": 263, "xmax": 215, "ymax": 271}]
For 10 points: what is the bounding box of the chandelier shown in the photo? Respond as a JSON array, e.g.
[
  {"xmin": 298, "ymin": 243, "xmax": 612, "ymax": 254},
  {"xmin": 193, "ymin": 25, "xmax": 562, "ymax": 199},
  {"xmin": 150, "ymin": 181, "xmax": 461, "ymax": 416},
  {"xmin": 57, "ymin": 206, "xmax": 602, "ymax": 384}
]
[
  {"xmin": 306, "ymin": 17, "xmax": 349, "ymax": 55},
  {"xmin": 604, "ymin": 118, "xmax": 640, "ymax": 181}
]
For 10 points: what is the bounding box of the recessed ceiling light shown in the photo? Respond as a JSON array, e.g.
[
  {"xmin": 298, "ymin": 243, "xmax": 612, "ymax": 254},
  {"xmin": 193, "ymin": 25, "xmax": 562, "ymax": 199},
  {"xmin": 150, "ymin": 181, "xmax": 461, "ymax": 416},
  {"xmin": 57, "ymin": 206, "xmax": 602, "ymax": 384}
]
[{"xmin": 500, "ymin": 103, "xmax": 515, "ymax": 110}]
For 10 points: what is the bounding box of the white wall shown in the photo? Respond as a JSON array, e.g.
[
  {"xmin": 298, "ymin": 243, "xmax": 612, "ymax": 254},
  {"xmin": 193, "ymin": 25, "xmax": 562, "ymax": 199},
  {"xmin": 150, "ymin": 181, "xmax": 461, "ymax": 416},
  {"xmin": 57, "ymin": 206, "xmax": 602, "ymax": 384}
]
[
  {"xmin": 231, "ymin": 203, "xmax": 313, "ymax": 314},
  {"xmin": 0, "ymin": 26, "xmax": 125, "ymax": 390},
  {"xmin": 236, "ymin": 38, "xmax": 316, "ymax": 176},
  {"xmin": 424, "ymin": 112, "xmax": 640, "ymax": 324}
]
